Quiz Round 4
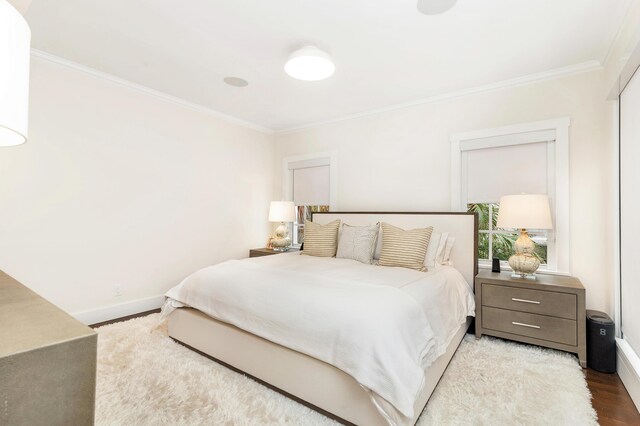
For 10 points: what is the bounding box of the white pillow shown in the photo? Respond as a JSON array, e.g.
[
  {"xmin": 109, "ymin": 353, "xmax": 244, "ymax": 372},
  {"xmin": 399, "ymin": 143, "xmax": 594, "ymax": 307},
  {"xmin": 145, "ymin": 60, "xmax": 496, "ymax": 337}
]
[
  {"xmin": 425, "ymin": 233, "xmax": 456, "ymax": 268},
  {"xmin": 373, "ymin": 222, "xmax": 383, "ymax": 259},
  {"xmin": 441, "ymin": 236, "xmax": 455, "ymax": 266},
  {"xmin": 424, "ymin": 232, "xmax": 441, "ymax": 268},
  {"xmin": 434, "ymin": 232, "xmax": 449, "ymax": 264}
]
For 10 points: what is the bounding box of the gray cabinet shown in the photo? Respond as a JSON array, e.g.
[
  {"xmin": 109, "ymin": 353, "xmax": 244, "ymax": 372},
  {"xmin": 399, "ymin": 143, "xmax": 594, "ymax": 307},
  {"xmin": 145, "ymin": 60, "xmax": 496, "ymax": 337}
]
[
  {"xmin": 0, "ymin": 271, "xmax": 97, "ymax": 425},
  {"xmin": 475, "ymin": 270, "xmax": 586, "ymax": 368}
]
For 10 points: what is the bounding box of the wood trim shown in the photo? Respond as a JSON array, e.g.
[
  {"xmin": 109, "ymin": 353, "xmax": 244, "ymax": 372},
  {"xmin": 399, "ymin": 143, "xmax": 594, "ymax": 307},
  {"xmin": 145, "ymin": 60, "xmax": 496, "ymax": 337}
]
[
  {"xmin": 89, "ymin": 308, "xmax": 160, "ymax": 328},
  {"xmin": 617, "ymin": 338, "xmax": 640, "ymax": 412}
]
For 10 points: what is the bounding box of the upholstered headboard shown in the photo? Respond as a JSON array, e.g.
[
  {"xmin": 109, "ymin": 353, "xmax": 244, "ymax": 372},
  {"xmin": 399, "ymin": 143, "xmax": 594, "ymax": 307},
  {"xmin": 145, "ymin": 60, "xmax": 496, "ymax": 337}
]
[{"xmin": 311, "ymin": 212, "xmax": 478, "ymax": 286}]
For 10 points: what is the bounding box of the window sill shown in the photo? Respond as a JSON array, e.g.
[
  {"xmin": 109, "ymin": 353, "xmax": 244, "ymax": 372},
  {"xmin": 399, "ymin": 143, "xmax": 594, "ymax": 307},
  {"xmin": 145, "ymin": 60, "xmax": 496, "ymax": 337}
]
[{"xmin": 477, "ymin": 262, "xmax": 570, "ymax": 277}]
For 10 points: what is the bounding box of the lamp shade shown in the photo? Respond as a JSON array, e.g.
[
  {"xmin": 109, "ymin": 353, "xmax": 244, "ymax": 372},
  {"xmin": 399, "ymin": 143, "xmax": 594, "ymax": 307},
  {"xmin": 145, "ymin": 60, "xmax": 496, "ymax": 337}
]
[
  {"xmin": 417, "ymin": 0, "xmax": 458, "ymax": 15},
  {"xmin": 268, "ymin": 201, "xmax": 295, "ymax": 223},
  {"xmin": 0, "ymin": 0, "xmax": 30, "ymax": 147},
  {"xmin": 496, "ymin": 194, "xmax": 553, "ymax": 230}
]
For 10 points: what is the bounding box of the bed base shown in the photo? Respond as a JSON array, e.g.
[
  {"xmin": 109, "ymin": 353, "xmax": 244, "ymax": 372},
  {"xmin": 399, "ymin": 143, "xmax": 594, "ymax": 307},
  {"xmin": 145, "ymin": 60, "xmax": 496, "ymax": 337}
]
[{"xmin": 168, "ymin": 308, "xmax": 471, "ymax": 426}]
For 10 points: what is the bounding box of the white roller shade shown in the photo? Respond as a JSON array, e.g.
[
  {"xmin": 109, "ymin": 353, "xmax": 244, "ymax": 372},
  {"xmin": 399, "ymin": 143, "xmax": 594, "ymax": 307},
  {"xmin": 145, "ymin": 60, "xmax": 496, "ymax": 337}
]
[
  {"xmin": 465, "ymin": 142, "xmax": 549, "ymax": 203},
  {"xmin": 621, "ymin": 66, "xmax": 640, "ymax": 356},
  {"xmin": 293, "ymin": 165, "xmax": 330, "ymax": 206}
]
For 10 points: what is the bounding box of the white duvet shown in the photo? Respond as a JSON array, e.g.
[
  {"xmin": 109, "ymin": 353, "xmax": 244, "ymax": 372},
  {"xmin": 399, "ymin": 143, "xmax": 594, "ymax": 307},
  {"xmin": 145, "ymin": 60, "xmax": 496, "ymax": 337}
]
[{"xmin": 162, "ymin": 253, "xmax": 475, "ymax": 425}]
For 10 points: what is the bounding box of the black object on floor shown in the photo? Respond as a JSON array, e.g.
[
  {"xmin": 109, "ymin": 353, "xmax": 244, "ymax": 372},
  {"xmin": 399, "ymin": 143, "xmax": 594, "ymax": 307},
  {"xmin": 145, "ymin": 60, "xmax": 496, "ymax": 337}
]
[{"xmin": 586, "ymin": 310, "xmax": 616, "ymax": 373}]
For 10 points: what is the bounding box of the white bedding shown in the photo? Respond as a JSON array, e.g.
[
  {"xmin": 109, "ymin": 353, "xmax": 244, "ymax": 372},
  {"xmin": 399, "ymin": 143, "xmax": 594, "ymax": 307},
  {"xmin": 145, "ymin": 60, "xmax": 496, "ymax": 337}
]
[{"xmin": 162, "ymin": 253, "xmax": 475, "ymax": 425}]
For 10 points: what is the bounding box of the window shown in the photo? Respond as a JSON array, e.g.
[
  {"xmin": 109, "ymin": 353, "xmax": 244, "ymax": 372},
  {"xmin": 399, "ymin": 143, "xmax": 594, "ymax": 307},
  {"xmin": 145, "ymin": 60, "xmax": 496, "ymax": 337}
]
[
  {"xmin": 451, "ymin": 118, "xmax": 569, "ymax": 273},
  {"xmin": 293, "ymin": 205, "xmax": 330, "ymax": 245},
  {"xmin": 283, "ymin": 153, "xmax": 336, "ymax": 246},
  {"xmin": 620, "ymin": 63, "xmax": 640, "ymax": 361},
  {"xmin": 467, "ymin": 202, "xmax": 548, "ymax": 265}
]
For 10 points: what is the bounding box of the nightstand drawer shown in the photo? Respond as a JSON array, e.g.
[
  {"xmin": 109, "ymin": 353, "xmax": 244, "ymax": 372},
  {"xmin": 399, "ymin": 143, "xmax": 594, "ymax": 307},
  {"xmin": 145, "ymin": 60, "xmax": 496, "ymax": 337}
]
[
  {"xmin": 482, "ymin": 284, "xmax": 577, "ymax": 320},
  {"xmin": 249, "ymin": 248, "xmax": 298, "ymax": 258},
  {"xmin": 482, "ymin": 306, "xmax": 577, "ymax": 346},
  {"xmin": 250, "ymin": 251, "xmax": 275, "ymax": 257}
]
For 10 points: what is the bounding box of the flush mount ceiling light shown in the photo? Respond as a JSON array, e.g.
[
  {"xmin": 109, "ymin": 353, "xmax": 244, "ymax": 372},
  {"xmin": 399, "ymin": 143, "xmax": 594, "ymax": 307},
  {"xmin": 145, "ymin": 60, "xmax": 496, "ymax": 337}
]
[
  {"xmin": 284, "ymin": 46, "xmax": 335, "ymax": 81},
  {"xmin": 224, "ymin": 76, "xmax": 248, "ymax": 87},
  {"xmin": 417, "ymin": 0, "xmax": 457, "ymax": 15}
]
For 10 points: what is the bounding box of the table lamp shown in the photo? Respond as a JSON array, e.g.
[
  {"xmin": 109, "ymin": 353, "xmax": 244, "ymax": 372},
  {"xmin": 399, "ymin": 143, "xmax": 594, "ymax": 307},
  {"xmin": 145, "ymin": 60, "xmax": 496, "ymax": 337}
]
[
  {"xmin": 268, "ymin": 201, "xmax": 295, "ymax": 251},
  {"xmin": 496, "ymin": 194, "xmax": 553, "ymax": 279},
  {"xmin": 1, "ymin": 0, "xmax": 31, "ymax": 146}
]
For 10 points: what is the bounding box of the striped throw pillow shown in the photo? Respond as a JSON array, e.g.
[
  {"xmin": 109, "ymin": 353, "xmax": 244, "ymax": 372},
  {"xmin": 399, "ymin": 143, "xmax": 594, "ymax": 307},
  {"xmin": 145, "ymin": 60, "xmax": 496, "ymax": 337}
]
[
  {"xmin": 301, "ymin": 220, "xmax": 341, "ymax": 257},
  {"xmin": 378, "ymin": 223, "xmax": 433, "ymax": 271}
]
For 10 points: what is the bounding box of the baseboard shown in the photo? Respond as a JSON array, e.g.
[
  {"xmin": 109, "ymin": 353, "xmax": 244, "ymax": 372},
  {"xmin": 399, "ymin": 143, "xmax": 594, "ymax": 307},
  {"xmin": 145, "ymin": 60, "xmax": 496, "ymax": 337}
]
[
  {"xmin": 616, "ymin": 338, "xmax": 640, "ymax": 412},
  {"xmin": 71, "ymin": 295, "xmax": 165, "ymax": 326}
]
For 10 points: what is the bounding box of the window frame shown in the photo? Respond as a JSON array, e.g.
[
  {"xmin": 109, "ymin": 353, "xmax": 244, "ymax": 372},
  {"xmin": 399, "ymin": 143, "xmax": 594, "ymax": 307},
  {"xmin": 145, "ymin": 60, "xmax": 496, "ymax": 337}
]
[
  {"xmin": 450, "ymin": 118, "xmax": 570, "ymax": 274},
  {"xmin": 282, "ymin": 152, "xmax": 338, "ymax": 248},
  {"xmin": 471, "ymin": 202, "xmax": 549, "ymax": 266}
]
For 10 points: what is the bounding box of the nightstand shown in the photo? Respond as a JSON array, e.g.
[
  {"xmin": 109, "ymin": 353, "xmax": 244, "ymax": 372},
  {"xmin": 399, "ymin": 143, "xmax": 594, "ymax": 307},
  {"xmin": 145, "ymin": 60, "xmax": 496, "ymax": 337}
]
[
  {"xmin": 475, "ymin": 270, "xmax": 586, "ymax": 368},
  {"xmin": 249, "ymin": 248, "xmax": 298, "ymax": 258}
]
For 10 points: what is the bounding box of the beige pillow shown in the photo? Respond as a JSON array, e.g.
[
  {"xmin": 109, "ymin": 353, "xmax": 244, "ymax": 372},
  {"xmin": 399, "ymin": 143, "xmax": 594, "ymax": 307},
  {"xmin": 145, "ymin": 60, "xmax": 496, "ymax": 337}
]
[
  {"xmin": 301, "ymin": 219, "xmax": 341, "ymax": 257},
  {"xmin": 378, "ymin": 223, "xmax": 433, "ymax": 271},
  {"xmin": 336, "ymin": 223, "xmax": 379, "ymax": 264}
]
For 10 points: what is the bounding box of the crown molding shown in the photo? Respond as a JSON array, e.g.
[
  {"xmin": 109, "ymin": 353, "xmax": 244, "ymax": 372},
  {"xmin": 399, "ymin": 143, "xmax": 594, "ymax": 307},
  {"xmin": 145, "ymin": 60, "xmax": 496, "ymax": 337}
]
[
  {"xmin": 31, "ymin": 49, "xmax": 603, "ymax": 136},
  {"xmin": 276, "ymin": 60, "xmax": 603, "ymax": 134},
  {"xmin": 30, "ymin": 49, "xmax": 275, "ymax": 135},
  {"xmin": 601, "ymin": 0, "xmax": 638, "ymax": 68}
]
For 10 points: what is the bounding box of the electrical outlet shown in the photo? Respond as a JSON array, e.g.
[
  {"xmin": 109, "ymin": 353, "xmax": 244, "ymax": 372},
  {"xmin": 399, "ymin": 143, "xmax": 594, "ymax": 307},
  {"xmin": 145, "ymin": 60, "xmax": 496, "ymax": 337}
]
[{"xmin": 113, "ymin": 284, "xmax": 122, "ymax": 297}]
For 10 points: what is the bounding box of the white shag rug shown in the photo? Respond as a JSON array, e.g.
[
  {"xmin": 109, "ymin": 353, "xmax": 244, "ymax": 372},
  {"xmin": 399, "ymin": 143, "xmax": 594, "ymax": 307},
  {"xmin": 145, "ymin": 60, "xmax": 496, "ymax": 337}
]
[{"xmin": 95, "ymin": 314, "xmax": 597, "ymax": 425}]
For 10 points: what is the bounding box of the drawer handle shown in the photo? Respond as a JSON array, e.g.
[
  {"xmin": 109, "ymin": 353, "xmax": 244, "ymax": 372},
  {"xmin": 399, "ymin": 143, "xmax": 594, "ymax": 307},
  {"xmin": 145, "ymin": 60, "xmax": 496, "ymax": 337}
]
[
  {"xmin": 511, "ymin": 297, "xmax": 540, "ymax": 305},
  {"xmin": 512, "ymin": 321, "xmax": 541, "ymax": 329}
]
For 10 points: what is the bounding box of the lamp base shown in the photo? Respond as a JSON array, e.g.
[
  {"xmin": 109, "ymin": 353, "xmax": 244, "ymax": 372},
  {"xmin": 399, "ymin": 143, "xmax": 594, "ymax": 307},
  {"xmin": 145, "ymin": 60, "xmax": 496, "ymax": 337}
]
[
  {"xmin": 271, "ymin": 222, "xmax": 291, "ymax": 251},
  {"xmin": 508, "ymin": 229, "xmax": 541, "ymax": 280},
  {"xmin": 510, "ymin": 271, "xmax": 537, "ymax": 280}
]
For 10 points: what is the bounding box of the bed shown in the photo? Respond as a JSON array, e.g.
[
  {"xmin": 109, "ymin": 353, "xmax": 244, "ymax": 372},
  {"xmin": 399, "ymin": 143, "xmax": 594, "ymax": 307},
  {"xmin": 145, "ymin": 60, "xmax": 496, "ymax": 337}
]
[{"xmin": 163, "ymin": 212, "xmax": 478, "ymax": 426}]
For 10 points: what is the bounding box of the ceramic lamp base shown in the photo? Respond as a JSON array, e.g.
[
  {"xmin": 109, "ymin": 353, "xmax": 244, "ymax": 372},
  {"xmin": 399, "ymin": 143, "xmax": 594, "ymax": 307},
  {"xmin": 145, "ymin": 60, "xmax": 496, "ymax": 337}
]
[
  {"xmin": 508, "ymin": 229, "xmax": 541, "ymax": 279},
  {"xmin": 510, "ymin": 270, "xmax": 537, "ymax": 280},
  {"xmin": 271, "ymin": 222, "xmax": 291, "ymax": 251}
]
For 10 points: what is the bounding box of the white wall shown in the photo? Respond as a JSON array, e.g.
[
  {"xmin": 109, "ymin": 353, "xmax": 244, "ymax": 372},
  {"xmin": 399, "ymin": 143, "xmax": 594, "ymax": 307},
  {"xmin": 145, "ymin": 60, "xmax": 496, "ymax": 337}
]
[
  {"xmin": 275, "ymin": 69, "xmax": 614, "ymax": 314},
  {"xmin": 0, "ymin": 57, "xmax": 274, "ymax": 321}
]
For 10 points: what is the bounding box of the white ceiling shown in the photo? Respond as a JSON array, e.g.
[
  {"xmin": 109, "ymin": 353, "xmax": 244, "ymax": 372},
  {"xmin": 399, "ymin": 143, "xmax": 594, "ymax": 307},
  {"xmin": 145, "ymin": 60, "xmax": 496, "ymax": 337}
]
[{"xmin": 25, "ymin": 0, "xmax": 631, "ymax": 131}]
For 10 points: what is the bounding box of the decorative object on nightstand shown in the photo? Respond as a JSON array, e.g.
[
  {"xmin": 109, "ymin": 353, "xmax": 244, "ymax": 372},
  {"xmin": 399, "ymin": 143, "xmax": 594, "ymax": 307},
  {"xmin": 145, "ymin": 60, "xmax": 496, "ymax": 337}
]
[
  {"xmin": 496, "ymin": 194, "xmax": 553, "ymax": 279},
  {"xmin": 491, "ymin": 257, "xmax": 501, "ymax": 273},
  {"xmin": 268, "ymin": 201, "xmax": 295, "ymax": 251},
  {"xmin": 475, "ymin": 270, "xmax": 586, "ymax": 368}
]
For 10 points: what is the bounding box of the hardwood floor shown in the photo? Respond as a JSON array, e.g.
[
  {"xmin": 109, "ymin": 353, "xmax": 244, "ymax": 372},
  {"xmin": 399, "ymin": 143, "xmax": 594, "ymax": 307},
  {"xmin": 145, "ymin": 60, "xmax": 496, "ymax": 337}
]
[
  {"xmin": 92, "ymin": 311, "xmax": 640, "ymax": 424},
  {"xmin": 586, "ymin": 368, "xmax": 640, "ymax": 425}
]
